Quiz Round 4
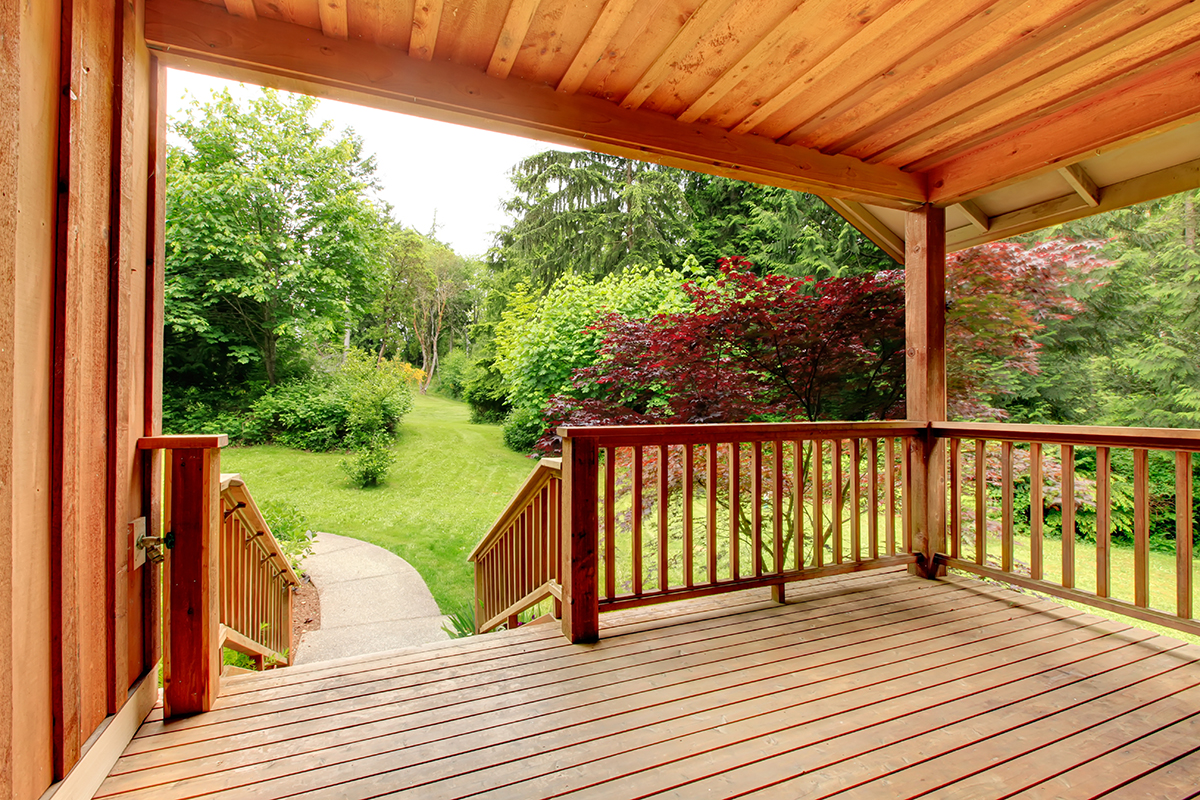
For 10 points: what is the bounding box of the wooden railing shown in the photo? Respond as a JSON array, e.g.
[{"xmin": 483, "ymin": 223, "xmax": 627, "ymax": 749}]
[
  {"xmin": 932, "ymin": 422, "xmax": 1200, "ymax": 640},
  {"xmin": 468, "ymin": 458, "xmax": 562, "ymax": 633},
  {"xmin": 557, "ymin": 422, "xmax": 922, "ymax": 641},
  {"xmin": 138, "ymin": 435, "xmax": 297, "ymax": 718},
  {"xmin": 219, "ymin": 474, "xmax": 300, "ymax": 668}
]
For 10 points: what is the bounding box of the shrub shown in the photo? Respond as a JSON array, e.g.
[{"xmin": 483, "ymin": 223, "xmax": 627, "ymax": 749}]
[
  {"xmin": 436, "ymin": 349, "xmax": 471, "ymax": 399},
  {"xmin": 463, "ymin": 352, "xmax": 510, "ymax": 424},
  {"xmin": 249, "ymin": 350, "xmax": 421, "ymax": 451},
  {"xmin": 340, "ymin": 436, "xmax": 397, "ymax": 487},
  {"xmin": 258, "ymin": 499, "xmax": 313, "ymax": 572},
  {"xmin": 502, "ymin": 406, "xmax": 546, "ymax": 454}
]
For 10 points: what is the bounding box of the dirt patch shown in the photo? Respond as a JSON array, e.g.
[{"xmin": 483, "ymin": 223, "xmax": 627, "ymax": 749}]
[{"xmin": 292, "ymin": 575, "xmax": 321, "ymax": 654}]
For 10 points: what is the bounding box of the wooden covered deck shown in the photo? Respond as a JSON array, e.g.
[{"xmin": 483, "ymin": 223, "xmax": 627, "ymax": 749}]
[{"xmin": 98, "ymin": 568, "xmax": 1200, "ymax": 799}]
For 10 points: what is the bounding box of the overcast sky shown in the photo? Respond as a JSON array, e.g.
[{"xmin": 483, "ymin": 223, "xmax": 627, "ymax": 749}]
[{"xmin": 166, "ymin": 67, "xmax": 572, "ymax": 259}]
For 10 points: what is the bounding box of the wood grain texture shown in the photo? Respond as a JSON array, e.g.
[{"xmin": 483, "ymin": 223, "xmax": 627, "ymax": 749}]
[
  {"xmin": 142, "ymin": 0, "xmax": 926, "ymax": 206},
  {"xmin": 408, "ymin": 0, "xmax": 444, "ymax": 60},
  {"xmin": 561, "ymin": 435, "xmax": 599, "ymax": 643},
  {"xmin": 486, "ymin": 0, "xmax": 539, "ymax": 79}
]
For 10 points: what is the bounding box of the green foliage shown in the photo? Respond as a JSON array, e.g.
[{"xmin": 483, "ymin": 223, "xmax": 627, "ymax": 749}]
[
  {"xmin": 495, "ymin": 266, "xmax": 696, "ymax": 414},
  {"xmin": 435, "ymin": 349, "xmax": 471, "ymax": 399},
  {"xmin": 441, "ymin": 603, "xmax": 477, "ymax": 638},
  {"xmin": 165, "ymin": 88, "xmax": 386, "ymax": 388},
  {"xmin": 339, "ymin": 436, "xmax": 397, "ymax": 488},
  {"xmin": 502, "ymin": 406, "xmax": 546, "ymax": 454},
  {"xmin": 250, "ymin": 351, "xmax": 420, "ymax": 451},
  {"xmin": 258, "ymin": 499, "xmax": 313, "ymax": 571},
  {"xmin": 462, "ymin": 350, "xmax": 510, "ymax": 423}
]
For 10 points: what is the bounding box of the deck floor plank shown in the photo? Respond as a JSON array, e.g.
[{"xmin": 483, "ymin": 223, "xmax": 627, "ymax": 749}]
[{"xmin": 97, "ymin": 569, "xmax": 1200, "ymax": 800}]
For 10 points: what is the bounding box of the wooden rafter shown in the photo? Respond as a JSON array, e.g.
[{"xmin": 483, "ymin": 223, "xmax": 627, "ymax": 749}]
[
  {"xmin": 898, "ymin": 6, "xmax": 1200, "ymax": 172},
  {"xmin": 409, "ymin": 0, "xmax": 444, "ymax": 61},
  {"xmin": 1059, "ymin": 164, "xmax": 1101, "ymax": 207},
  {"xmin": 822, "ymin": 197, "xmax": 904, "ymax": 263},
  {"xmin": 928, "ymin": 45, "xmax": 1200, "ymax": 203},
  {"xmin": 318, "ymin": 0, "xmax": 348, "ymax": 41},
  {"xmin": 955, "ymin": 199, "xmax": 989, "ymax": 233},
  {"xmin": 556, "ymin": 0, "xmax": 636, "ymax": 94},
  {"xmin": 145, "ymin": 0, "xmax": 925, "ymax": 205},
  {"xmin": 620, "ymin": 0, "xmax": 738, "ymax": 111},
  {"xmin": 487, "ymin": 0, "xmax": 541, "ymax": 80},
  {"xmin": 223, "ymin": 0, "xmax": 256, "ymax": 20}
]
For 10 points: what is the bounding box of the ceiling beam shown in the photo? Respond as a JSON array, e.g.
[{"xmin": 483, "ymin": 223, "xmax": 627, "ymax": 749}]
[
  {"xmin": 1058, "ymin": 164, "xmax": 1100, "ymax": 207},
  {"xmin": 317, "ymin": 0, "xmax": 348, "ymax": 41},
  {"xmin": 946, "ymin": 154, "xmax": 1200, "ymax": 250},
  {"xmin": 822, "ymin": 197, "xmax": 905, "ymax": 263},
  {"xmin": 955, "ymin": 199, "xmax": 989, "ymax": 233},
  {"xmin": 927, "ymin": 45, "xmax": 1200, "ymax": 204},
  {"xmin": 487, "ymin": 0, "xmax": 541, "ymax": 80},
  {"xmin": 410, "ymin": 0, "xmax": 444, "ymax": 61},
  {"xmin": 621, "ymin": 0, "xmax": 738, "ymax": 111},
  {"xmin": 145, "ymin": 0, "xmax": 925, "ymax": 206}
]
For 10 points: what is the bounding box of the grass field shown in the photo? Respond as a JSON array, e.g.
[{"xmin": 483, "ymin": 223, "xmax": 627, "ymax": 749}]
[{"xmin": 221, "ymin": 392, "xmax": 536, "ymax": 614}]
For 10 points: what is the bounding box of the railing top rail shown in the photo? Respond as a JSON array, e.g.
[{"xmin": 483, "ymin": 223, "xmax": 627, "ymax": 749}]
[
  {"xmin": 934, "ymin": 421, "xmax": 1200, "ymax": 452},
  {"xmin": 219, "ymin": 473, "xmax": 301, "ymax": 587},
  {"xmin": 556, "ymin": 420, "xmax": 925, "ymax": 447},
  {"xmin": 137, "ymin": 434, "xmax": 228, "ymax": 450},
  {"xmin": 468, "ymin": 457, "xmax": 562, "ymax": 563}
]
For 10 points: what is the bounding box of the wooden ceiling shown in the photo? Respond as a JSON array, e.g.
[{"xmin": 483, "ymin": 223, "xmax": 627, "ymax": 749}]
[{"xmin": 145, "ymin": 0, "xmax": 1200, "ymax": 259}]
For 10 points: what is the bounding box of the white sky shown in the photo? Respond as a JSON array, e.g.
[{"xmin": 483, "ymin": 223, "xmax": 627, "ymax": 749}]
[{"xmin": 166, "ymin": 68, "xmax": 572, "ymax": 259}]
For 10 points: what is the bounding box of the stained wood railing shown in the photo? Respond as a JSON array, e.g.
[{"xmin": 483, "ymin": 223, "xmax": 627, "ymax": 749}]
[
  {"xmin": 468, "ymin": 458, "xmax": 562, "ymax": 634},
  {"xmin": 219, "ymin": 474, "xmax": 300, "ymax": 669},
  {"xmin": 932, "ymin": 422, "xmax": 1200, "ymax": 639},
  {"xmin": 558, "ymin": 422, "xmax": 922, "ymax": 641},
  {"xmin": 138, "ymin": 435, "xmax": 297, "ymax": 718}
]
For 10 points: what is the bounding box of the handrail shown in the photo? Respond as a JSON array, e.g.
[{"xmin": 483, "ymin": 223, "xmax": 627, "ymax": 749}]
[
  {"xmin": 218, "ymin": 474, "xmax": 298, "ymax": 667},
  {"xmin": 559, "ymin": 421, "xmax": 925, "ymax": 447},
  {"xmin": 469, "ymin": 458, "xmax": 563, "ymax": 633},
  {"xmin": 935, "ymin": 425, "xmax": 1200, "ymax": 640}
]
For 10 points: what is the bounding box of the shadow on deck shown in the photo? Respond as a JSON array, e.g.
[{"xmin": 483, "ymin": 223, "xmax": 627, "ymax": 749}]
[{"xmin": 98, "ymin": 569, "xmax": 1200, "ymax": 799}]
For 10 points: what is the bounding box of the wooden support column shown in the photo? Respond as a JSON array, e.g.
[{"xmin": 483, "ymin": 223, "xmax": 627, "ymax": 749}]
[
  {"xmin": 560, "ymin": 434, "xmax": 599, "ymax": 644},
  {"xmin": 139, "ymin": 434, "xmax": 226, "ymax": 717},
  {"xmin": 905, "ymin": 205, "xmax": 947, "ymax": 578}
]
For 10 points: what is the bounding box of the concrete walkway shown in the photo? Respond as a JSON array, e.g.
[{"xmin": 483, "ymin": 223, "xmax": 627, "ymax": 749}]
[{"xmin": 293, "ymin": 532, "xmax": 450, "ymax": 664}]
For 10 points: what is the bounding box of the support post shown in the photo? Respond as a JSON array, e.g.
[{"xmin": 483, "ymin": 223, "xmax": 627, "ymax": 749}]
[
  {"xmin": 905, "ymin": 205, "xmax": 947, "ymax": 578},
  {"xmin": 560, "ymin": 434, "xmax": 599, "ymax": 643}
]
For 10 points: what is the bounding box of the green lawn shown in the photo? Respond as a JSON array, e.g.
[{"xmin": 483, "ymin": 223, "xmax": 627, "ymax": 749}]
[{"xmin": 221, "ymin": 392, "xmax": 537, "ymax": 614}]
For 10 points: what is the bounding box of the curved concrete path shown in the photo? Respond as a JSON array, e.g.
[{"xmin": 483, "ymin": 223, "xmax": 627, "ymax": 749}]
[{"xmin": 293, "ymin": 532, "xmax": 450, "ymax": 664}]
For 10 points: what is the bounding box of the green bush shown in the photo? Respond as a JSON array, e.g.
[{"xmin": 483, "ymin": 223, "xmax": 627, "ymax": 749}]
[
  {"xmin": 502, "ymin": 406, "xmax": 546, "ymax": 454},
  {"xmin": 340, "ymin": 436, "xmax": 397, "ymax": 487},
  {"xmin": 250, "ymin": 350, "xmax": 421, "ymax": 451},
  {"xmin": 436, "ymin": 349, "xmax": 471, "ymax": 399},
  {"xmin": 258, "ymin": 499, "xmax": 313, "ymax": 572},
  {"xmin": 463, "ymin": 352, "xmax": 510, "ymax": 424}
]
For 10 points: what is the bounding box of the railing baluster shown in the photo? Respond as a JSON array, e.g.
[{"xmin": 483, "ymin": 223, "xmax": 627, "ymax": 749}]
[
  {"xmin": 1031, "ymin": 442, "xmax": 1043, "ymax": 582},
  {"xmin": 729, "ymin": 442, "xmax": 741, "ymax": 580},
  {"xmin": 605, "ymin": 449, "xmax": 615, "ymax": 601},
  {"xmin": 1001, "ymin": 441, "xmax": 1013, "ymax": 573},
  {"xmin": 1133, "ymin": 448, "xmax": 1150, "ymax": 608},
  {"xmin": 1095, "ymin": 446, "xmax": 1110, "ymax": 598},
  {"xmin": 684, "ymin": 443, "xmax": 694, "ymax": 589},
  {"xmin": 949, "ymin": 437, "xmax": 961, "ymax": 560},
  {"xmin": 772, "ymin": 440, "xmax": 784, "ymax": 573},
  {"xmin": 850, "ymin": 439, "xmax": 861, "ymax": 562},
  {"xmin": 885, "ymin": 438, "xmax": 895, "ymax": 556},
  {"xmin": 752, "ymin": 441, "xmax": 764, "ymax": 578},
  {"xmin": 1177, "ymin": 451, "xmax": 1193, "ymax": 620},
  {"xmin": 706, "ymin": 442, "xmax": 717, "ymax": 584},
  {"xmin": 901, "ymin": 438, "xmax": 911, "ymax": 555},
  {"xmin": 813, "ymin": 440, "xmax": 824, "ymax": 568},
  {"xmin": 632, "ymin": 445, "xmax": 643, "ymax": 596},
  {"xmin": 658, "ymin": 444, "xmax": 669, "ymax": 593},
  {"xmin": 794, "ymin": 440, "xmax": 805, "ymax": 570},
  {"xmin": 869, "ymin": 438, "xmax": 879, "ymax": 560},
  {"xmin": 975, "ymin": 439, "xmax": 986, "ymax": 566},
  {"xmin": 1062, "ymin": 444, "xmax": 1075, "ymax": 590},
  {"xmin": 832, "ymin": 439, "xmax": 844, "ymax": 564}
]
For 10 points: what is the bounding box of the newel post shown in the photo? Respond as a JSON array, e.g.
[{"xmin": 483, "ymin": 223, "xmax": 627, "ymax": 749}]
[
  {"xmin": 905, "ymin": 205, "xmax": 947, "ymax": 578},
  {"xmin": 560, "ymin": 432, "xmax": 599, "ymax": 643},
  {"xmin": 138, "ymin": 434, "xmax": 227, "ymax": 717}
]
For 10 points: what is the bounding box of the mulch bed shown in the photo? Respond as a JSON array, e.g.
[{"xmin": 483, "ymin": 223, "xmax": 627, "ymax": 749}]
[{"xmin": 291, "ymin": 575, "xmax": 321, "ymax": 654}]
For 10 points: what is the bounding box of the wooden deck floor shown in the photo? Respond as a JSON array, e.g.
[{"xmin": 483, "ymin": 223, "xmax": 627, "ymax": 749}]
[{"xmin": 98, "ymin": 569, "xmax": 1200, "ymax": 799}]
